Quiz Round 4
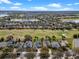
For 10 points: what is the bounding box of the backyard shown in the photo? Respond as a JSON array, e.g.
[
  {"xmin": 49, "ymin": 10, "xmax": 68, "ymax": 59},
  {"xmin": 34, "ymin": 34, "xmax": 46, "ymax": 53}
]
[{"xmin": 0, "ymin": 29, "xmax": 79, "ymax": 47}]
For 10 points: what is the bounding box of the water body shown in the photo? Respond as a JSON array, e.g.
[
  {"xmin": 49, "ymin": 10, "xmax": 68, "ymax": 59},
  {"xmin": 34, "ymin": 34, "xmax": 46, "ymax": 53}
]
[
  {"xmin": 0, "ymin": 14, "xmax": 9, "ymax": 17},
  {"xmin": 11, "ymin": 19, "xmax": 39, "ymax": 22},
  {"xmin": 63, "ymin": 20, "xmax": 79, "ymax": 23}
]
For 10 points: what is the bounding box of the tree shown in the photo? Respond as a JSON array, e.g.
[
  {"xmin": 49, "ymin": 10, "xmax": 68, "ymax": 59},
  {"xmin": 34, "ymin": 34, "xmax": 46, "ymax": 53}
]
[{"xmin": 24, "ymin": 35, "xmax": 32, "ymax": 41}]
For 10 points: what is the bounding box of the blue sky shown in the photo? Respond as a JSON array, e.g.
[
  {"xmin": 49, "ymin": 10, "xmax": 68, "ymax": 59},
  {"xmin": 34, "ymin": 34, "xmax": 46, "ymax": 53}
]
[{"xmin": 0, "ymin": 0, "xmax": 79, "ymax": 11}]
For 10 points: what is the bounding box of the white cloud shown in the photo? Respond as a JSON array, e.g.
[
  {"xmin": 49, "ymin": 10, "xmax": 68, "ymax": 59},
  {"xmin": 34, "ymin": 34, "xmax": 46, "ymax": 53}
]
[
  {"xmin": 0, "ymin": 2, "xmax": 1, "ymax": 4},
  {"xmin": 10, "ymin": 6, "xmax": 20, "ymax": 9},
  {"xmin": 47, "ymin": 3, "xmax": 74, "ymax": 11},
  {"xmin": 0, "ymin": 1, "xmax": 78, "ymax": 11},
  {"xmin": 0, "ymin": 7, "xmax": 6, "ymax": 10},
  {"xmin": 66, "ymin": 4, "xmax": 73, "ymax": 6},
  {"xmin": 48, "ymin": 3, "xmax": 62, "ymax": 8},
  {"xmin": 31, "ymin": 7, "xmax": 48, "ymax": 11},
  {"xmin": 0, "ymin": 0, "xmax": 12, "ymax": 4},
  {"xmin": 13, "ymin": 3, "xmax": 22, "ymax": 6},
  {"xmin": 27, "ymin": 0, "xmax": 32, "ymax": 2},
  {"xmin": 10, "ymin": 6, "xmax": 28, "ymax": 10},
  {"xmin": 67, "ymin": 3, "xmax": 79, "ymax": 6},
  {"xmin": 74, "ymin": 3, "xmax": 79, "ymax": 5}
]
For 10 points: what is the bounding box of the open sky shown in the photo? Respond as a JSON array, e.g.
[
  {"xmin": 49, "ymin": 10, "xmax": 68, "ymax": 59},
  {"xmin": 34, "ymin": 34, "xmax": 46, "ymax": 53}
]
[{"xmin": 0, "ymin": 0, "xmax": 79, "ymax": 11}]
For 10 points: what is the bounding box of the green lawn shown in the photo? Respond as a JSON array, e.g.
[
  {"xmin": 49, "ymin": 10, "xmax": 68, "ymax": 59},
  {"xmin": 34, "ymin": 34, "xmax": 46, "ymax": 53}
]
[
  {"xmin": 0, "ymin": 29, "xmax": 78, "ymax": 38},
  {"xmin": 0, "ymin": 29, "xmax": 79, "ymax": 48}
]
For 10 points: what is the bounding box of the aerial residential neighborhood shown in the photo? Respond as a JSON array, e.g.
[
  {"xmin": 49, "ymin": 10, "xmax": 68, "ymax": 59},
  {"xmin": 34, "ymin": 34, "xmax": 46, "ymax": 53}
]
[{"xmin": 0, "ymin": 0, "xmax": 79, "ymax": 59}]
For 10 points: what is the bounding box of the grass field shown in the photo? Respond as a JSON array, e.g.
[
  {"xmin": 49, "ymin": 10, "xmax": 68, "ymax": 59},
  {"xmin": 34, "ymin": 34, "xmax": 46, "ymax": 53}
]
[
  {"xmin": 0, "ymin": 29, "xmax": 79, "ymax": 48},
  {"xmin": 0, "ymin": 29, "xmax": 78, "ymax": 39}
]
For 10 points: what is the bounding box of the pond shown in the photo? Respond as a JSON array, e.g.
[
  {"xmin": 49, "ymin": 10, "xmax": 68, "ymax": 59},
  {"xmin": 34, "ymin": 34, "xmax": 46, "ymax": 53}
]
[
  {"xmin": 11, "ymin": 19, "xmax": 39, "ymax": 22},
  {"xmin": 62, "ymin": 20, "xmax": 79, "ymax": 23},
  {"xmin": 0, "ymin": 14, "xmax": 9, "ymax": 17}
]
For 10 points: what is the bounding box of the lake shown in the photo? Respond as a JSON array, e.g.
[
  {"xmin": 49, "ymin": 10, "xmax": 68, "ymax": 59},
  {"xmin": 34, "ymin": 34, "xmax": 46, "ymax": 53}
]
[{"xmin": 62, "ymin": 19, "xmax": 79, "ymax": 23}]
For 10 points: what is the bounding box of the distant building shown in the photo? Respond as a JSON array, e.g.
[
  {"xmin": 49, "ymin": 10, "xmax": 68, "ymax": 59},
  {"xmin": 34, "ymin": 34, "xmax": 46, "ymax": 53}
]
[
  {"xmin": 0, "ymin": 42, "xmax": 7, "ymax": 48},
  {"xmin": 73, "ymin": 38, "xmax": 79, "ymax": 49},
  {"xmin": 51, "ymin": 41, "xmax": 60, "ymax": 49},
  {"xmin": 23, "ymin": 41, "xmax": 32, "ymax": 48},
  {"xmin": 34, "ymin": 41, "xmax": 42, "ymax": 48}
]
